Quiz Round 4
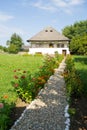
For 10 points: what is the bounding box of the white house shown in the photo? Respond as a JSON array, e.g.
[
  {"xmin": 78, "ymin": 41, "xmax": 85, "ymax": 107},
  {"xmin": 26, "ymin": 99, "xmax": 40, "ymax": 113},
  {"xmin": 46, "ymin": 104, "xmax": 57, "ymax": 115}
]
[{"xmin": 27, "ymin": 27, "xmax": 70, "ymax": 55}]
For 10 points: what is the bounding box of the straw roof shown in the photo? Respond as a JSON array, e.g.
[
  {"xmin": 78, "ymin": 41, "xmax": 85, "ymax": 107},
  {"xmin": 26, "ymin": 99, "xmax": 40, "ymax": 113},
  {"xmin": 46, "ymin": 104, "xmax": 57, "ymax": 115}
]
[{"xmin": 27, "ymin": 27, "xmax": 69, "ymax": 42}]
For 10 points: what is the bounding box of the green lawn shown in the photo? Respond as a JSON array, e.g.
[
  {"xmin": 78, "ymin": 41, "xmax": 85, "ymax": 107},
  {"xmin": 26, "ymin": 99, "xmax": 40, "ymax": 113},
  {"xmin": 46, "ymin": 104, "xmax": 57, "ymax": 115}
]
[
  {"xmin": 0, "ymin": 54, "xmax": 43, "ymax": 103},
  {"xmin": 73, "ymin": 55, "xmax": 87, "ymax": 95}
]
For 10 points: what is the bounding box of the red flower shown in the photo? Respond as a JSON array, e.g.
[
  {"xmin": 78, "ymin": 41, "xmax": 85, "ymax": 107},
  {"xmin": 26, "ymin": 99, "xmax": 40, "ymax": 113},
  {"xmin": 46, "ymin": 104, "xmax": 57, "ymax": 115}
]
[
  {"xmin": 3, "ymin": 95, "xmax": 8, "ymax": 99},
  {"xmin": 32, "ymin": 78, "xmax": 36, "ymax": 81},
  {"xmin": 0, "ymin": 103, "xmax": 4, "ymax": 109},
  {"xmin": 14, "ymin": 75, "xmax": 18, "ymax": 79},
  {"xmin": 21, "ymin": 75, "xmax": 25, "ymax": 79},
  {"xmin": 14, "ymin": 83, "xmax": 18, "ymax": 87}
]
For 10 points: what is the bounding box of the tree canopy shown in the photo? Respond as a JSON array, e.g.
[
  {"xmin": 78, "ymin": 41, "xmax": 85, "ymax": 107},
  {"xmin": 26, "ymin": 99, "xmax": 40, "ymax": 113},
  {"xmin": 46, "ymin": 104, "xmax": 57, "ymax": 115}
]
[
  {"xmin": 62, "ymin": 20, "xmax": 87, "ymax": 55},
  {"xmin": 7, "ymin": 33, "xmax": 24, "ymax": 54}
]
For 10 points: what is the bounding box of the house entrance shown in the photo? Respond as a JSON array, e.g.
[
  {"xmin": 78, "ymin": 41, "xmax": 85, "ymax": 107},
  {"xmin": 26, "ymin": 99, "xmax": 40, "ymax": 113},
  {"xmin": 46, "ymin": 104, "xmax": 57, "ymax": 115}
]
[
  {"xmin": 62, "ymin": 50, "xmax": 66, "ymax": 56},
  {"xmin": 49, "ymin": 43, "xmax": 54, "ymax": 48}
]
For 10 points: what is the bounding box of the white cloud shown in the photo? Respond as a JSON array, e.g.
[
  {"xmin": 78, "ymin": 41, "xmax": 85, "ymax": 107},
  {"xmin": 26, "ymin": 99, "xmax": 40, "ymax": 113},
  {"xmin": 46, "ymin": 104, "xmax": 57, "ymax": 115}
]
[
  {"xmin": 19, "ymin": 0, "xmax": 86, "ymax": 14},
  {"xmin": 69, "ymin": 0, "xmax": 85, "ymax": 5},
  {"xmin": 32, "ymin": 0, "xmax": 56, "ymax": 12},
  {"xmin": 32, "ymin": 0, "xmax": 85, "ymax": 14},
  {"xmin": 52, "ymin": 0, "xmax": 85, "ymax": 7},
  {"xmin": 0, "ymin": 12, "xmax": 14, "ymax": 22}
]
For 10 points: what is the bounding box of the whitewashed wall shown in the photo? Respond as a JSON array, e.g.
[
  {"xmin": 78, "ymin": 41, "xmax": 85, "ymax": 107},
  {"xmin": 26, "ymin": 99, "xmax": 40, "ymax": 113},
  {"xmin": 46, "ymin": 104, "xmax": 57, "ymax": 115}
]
[{"xmin": 28, "ymin": 48, "xmax": 70, "ymax": 55}]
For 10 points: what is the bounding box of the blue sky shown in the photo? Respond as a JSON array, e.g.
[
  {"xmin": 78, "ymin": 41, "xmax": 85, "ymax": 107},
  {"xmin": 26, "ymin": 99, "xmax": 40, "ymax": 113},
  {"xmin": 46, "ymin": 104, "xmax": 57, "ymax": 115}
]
[{"xmin": 0, "ymin": 0, "xmax": 87, "ymax": 46}]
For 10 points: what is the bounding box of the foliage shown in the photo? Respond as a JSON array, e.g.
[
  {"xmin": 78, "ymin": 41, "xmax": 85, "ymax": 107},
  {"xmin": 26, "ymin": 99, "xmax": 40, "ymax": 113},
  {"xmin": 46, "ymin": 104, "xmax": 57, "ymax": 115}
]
[
  {"xmin": 8, "ymin": 44, "xmax": 18, "ymax": 54},
  {"xmin": 0, "ymin": 45, "xmax": 8, "ymax": 52},
  {"xmin": 0, "ymin": 96, "xmax": 14, "ymax": 130},
  {"xmin": 62, "ymin": 20, "xmax": 87, "ymax": 54},
  {"xmin": 11, "ymin": 54, "xmax": 63, "ymax": 103},
  {"xmin": 64, "ymin": 55, "xmax": 83, "ymax": 98},
  {"xmin": 7, "ymin": 33, "xmax": 24, "ymax": 54},
  {"xmin": 68, "ymin": 108, "xmax": 76, "ymax": 116},
  {"xmin": 70, "ymin": 33, "xmax": 87, "ymax": 55},
  {"xmin": 73, "ymin": 55, "xmax": 87, "ymax": 95},
  {"xmin": 62, "ymin": 20, "xmax": 87, "ymax": 39}
]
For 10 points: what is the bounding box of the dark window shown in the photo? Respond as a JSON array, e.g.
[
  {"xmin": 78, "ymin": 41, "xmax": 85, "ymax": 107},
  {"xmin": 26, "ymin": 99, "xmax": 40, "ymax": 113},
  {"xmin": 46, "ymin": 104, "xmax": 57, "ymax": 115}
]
[
  {"xmin": 45, "ymin": 30, "xmax": 48, "ymax": 32},
  {"xmin": 49, "ymin": 43, "xmax": 54, "ymax": 48},
  {"xmin": 50, "ymin": 30, "xmax": 53, "ymax": 32},
  {"xmin": 57, "ymin": 44, "xmax": 60, "ymax": 47},
  {"xmin": 61, "ymin": 44, "xmax": 64, "ymax": 48}
]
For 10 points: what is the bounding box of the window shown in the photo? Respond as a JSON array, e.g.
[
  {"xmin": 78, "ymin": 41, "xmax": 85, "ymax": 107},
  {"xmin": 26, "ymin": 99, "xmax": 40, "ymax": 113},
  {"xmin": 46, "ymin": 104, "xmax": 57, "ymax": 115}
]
[
  {"xmin": 61, "ymin": 44, "xmax": 64, "ymax": 48},
  {"xmin": 49, "ymin": 43, "xmax": 54, "ymax": 48},
  {"xmin": 57, "ymin": 44, "xmax": 60, "ymax": 48},
  {"xmin": 50, "ymin": 30, "xmax": 53, "ymax": 32},
  {"xmin": 45, "ymin": 30, "xmax": 48, "ymax": 32}
]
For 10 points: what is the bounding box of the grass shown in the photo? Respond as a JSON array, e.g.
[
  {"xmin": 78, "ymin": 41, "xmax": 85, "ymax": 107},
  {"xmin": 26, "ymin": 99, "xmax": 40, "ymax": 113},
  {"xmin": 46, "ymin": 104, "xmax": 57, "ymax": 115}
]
[
  {"xmin": 0, "ymin": 54, "xmax": 43, "ymax": 103},
  {"xmin": 73, "ymin": 55, "xmax": 87, "ymax": 95}
]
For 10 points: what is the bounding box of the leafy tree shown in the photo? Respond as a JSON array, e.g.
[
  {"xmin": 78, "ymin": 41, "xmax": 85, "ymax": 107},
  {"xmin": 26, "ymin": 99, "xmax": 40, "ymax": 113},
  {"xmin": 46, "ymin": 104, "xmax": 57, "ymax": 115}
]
[
  {"xmin": 62, "ymin": 20, "xmax": 87, "ymax": 39},
  {"xmin": 62, "ymin": 20, "xmax": 87, "ymax": 55},
  {"xmin": 70, "ymin": 33, "xmax": 87, "ymax": 55},
  {"xmin": 8, "ymin": 44, "xmax": 18, "ymax": 54},
  {"xmin": 7, "ymin": 33, "xmax": 24, "ymax": 53}
]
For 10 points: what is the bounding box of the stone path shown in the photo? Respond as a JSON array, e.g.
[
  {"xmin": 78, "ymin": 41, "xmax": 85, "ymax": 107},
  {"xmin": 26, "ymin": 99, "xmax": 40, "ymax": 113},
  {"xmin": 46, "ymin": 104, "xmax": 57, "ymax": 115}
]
[{"xmin": 10, "ymin": 58, "xmax": 68, "ymax": 130}]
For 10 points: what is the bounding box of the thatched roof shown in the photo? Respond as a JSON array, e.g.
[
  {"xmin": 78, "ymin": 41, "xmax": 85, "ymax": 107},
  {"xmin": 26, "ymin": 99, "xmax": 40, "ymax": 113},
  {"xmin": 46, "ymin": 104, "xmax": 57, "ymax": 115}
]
[{"xmin": 27, "ymin": 27, "xmax": 69, "ymax": 42}]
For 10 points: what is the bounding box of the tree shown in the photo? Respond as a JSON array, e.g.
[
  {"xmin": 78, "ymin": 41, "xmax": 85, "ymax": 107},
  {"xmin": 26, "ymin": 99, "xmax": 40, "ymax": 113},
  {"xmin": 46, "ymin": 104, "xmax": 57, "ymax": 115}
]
[
  {"xmin": 8, "ymin": 44, "xmax": 18, "ymax": 54},
  {"xmin": 7, "ymin": 33, "xmax": 24, "ymax": 53},
  {"xmin": 62, "ymin": 20, "xmax": 87, "ymax": 55},
  {"xmin": 62, "ymin": 20, "xmax": 87, "ymax": 40},
  {"xmin": 70, "ymin": 33, "xmax": 87, "ymax": 55}
]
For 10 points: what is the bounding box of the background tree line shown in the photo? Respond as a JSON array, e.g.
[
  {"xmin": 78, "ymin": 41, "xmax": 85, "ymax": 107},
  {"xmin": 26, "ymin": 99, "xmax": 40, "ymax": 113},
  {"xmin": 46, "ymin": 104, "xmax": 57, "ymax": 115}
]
[{"xmin": 62, "ymin": 20, "xmax": 87, "ymax": 55}]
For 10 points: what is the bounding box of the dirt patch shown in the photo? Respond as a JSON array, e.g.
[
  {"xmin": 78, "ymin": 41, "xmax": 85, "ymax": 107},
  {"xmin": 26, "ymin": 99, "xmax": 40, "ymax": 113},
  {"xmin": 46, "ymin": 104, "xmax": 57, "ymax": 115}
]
[{"xmin": 70, "ymin": 96, "xmax": 87, "ymax": 130}]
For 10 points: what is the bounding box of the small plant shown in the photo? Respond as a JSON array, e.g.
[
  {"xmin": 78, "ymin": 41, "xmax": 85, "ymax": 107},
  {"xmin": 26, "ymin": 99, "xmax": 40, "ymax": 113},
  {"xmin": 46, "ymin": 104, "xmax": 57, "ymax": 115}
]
[
  {"xmin": 0, "ymin": 96, "xmax": 14, "ymax": 130},
  {"xmin": 68, "ymin": 108, "xmax": 76, "ymax": 116}
]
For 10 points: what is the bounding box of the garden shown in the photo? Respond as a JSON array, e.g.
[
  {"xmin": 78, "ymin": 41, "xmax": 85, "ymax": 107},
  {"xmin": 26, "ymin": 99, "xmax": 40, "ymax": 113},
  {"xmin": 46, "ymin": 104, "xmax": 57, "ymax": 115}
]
[{"xmin": 0, "ymin": 53, "xmax": 63, "ymax": 130}]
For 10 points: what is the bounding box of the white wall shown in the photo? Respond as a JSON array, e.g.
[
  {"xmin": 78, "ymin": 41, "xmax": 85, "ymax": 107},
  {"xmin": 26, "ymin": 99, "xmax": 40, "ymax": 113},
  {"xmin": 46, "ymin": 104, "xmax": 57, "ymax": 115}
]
[{"xmin": 28, "ymin": 48, "xmax": 70, "ymax": 55}]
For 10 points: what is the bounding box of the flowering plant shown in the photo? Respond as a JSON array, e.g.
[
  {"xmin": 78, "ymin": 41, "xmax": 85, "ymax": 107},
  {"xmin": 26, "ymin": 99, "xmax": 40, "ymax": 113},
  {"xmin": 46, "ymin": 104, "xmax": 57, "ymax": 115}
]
[
  {"xmin": 0, "ymin": 95, "xmax": 14, "ymax": 130},
  {"xmin": 12, "ymin": 54, "xmax": 63, "ymax": 103}
]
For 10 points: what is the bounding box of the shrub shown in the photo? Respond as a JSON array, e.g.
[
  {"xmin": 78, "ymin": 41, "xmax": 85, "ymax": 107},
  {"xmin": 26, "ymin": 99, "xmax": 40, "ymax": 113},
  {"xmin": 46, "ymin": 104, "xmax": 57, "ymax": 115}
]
[
  {"xmin": 64, "ymin": 55, "xmax": 83, "ymax": 98},
  {"xmin": 0, "ymin": 96, "xmax": 14, "ymax": 130}
]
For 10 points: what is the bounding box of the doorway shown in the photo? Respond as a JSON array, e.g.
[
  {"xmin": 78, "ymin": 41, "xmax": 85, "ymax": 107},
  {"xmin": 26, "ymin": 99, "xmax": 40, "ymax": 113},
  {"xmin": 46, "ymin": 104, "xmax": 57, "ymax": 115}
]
[{"xmin": 62, "ymin": 50, "xmax": 67, "ymax": 56}]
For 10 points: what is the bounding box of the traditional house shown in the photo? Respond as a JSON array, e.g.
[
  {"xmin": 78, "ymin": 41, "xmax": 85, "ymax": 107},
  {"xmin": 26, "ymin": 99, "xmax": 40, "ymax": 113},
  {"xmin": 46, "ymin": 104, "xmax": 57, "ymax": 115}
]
[{"xmin": 27, "ymin": 27, "xmax": 70, "ymax": 55}]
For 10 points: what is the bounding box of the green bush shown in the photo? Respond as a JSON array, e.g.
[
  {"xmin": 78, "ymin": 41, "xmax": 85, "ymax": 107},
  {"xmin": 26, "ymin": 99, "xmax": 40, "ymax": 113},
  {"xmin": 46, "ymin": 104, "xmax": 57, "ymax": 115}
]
[
  {"xmin": 64, "ymin": 55, "xmax": 83, "ymax": 97},
  {"xmin": 0, "ymin": 96, "xmax": 14, "ymax": 130}
]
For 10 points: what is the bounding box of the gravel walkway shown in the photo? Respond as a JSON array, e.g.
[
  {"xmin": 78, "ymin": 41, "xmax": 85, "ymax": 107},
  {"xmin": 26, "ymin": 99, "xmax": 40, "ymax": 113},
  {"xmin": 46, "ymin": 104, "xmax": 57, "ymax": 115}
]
[{"xmin": 10, "ymin": 58, "xmax": 68, "ymax": 130}]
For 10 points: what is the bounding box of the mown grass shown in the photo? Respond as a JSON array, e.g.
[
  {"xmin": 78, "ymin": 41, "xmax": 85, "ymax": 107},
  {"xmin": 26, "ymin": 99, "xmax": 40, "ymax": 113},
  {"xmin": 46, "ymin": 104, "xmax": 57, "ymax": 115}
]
[
  {"xmin": 0, "ymin": 54, "xmax": 43, "ymax": 103},
  {"xmin": 73, "ymin": 55, "xmax": 87, "ymax": 95}
]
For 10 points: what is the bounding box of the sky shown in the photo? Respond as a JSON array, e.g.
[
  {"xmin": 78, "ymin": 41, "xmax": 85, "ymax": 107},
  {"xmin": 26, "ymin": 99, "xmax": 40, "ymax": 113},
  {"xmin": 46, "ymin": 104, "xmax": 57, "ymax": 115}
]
[{"xmin": 0, "ymin": 0, "xmax": 87, "ymax": 46}]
